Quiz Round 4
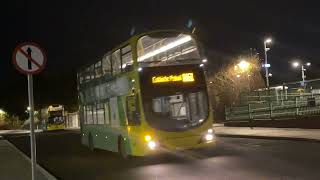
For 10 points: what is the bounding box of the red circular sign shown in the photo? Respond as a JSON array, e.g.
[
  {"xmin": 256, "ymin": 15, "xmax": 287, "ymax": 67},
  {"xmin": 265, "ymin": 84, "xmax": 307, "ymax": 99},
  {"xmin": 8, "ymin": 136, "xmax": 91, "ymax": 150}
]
[{"xmin": 12, "ymin": 42, "xmax": 47, "ymax": 75}]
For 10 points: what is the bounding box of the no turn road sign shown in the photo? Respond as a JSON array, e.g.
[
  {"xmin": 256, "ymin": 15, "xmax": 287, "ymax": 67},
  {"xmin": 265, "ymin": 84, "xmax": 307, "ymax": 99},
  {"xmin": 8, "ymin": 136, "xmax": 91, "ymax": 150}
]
[
  {"xmin": 12, "ymin": 42, "xmax": 47, "ymax": 75},
  {"xmin": 12, "ymin": 42, "xmax": 47, "ymax": 180}
]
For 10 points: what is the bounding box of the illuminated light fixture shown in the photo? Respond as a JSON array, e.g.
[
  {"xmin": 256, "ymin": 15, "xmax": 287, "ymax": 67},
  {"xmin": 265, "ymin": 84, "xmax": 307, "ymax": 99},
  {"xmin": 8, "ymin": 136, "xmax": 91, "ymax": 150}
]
[
  {"xmin": 163, "ymin": 47, "xmax": 197, "ymax": 61},
  {"xmin": 205, "ymin": 134, "xmax": 214, "ymax": 141},
  {"xmin": 202, "ymin": 58, "xmax": 207, "ymax": 63},
  {"xmin": 207, "ymin": 128, "xmax": 213, "ymax": 133},
  {"xmin": 306, "ymin": 62, "xmax": 311, "ymax": 66},
  {"xmin": 147, "ymin": 141, "xmax": 156, "ymax": 150},
  {"xmin": 199, "ymin": 64, "xmax": 204, "ymax": 67},
  {"xmin": 144, "ymin": 135, "xmax": 152, "ymax": 142},
  {"xmin": 268, "ymin": 73, "xmax": 273, "ymax": 77},
  {"xmin": 152, "ymin": 73, "xmax": 194, "ymax": 84},
  {"xmin": 236, "ymin": 74, "xmax": 241, "ymax": 78},
  {"xmin": 27, "ymin": 106, "xmax": 31, "ymax": 111},
  {"xmin": 0, "ymin": 109, "xmax": 5, "ymax": 115},
  {"xmin": 138, "ymin": 67, "xmax": 143, "ymax": 72},
  {"xmin": 265, "ymin": 38, "xmax": 272, "ymax": 44},
  {"xmin": 138, "ymin": 35, "xmax": 192, "ymax": 62},
  {"xmin": 292, "ymin": 62, "xmax": 299, "ymax": 68},
  {"xmin": 238, "ymin": 60, "xmax": 250, "ymax": 72},
  {"xmin": 199, "ymin": 119, "xmax": 204, "ymax": 122}
]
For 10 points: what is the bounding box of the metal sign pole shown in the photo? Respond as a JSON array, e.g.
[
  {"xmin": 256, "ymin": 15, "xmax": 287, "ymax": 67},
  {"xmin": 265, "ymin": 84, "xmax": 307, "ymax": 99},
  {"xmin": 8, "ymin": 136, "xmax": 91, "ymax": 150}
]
[
  {"xmin": 13, "ymin": 42, "xmax": 46, "ymax": 180},
  {"xmin": 28, "ymin": 74, "xmax": 37, "ymax": 180}
]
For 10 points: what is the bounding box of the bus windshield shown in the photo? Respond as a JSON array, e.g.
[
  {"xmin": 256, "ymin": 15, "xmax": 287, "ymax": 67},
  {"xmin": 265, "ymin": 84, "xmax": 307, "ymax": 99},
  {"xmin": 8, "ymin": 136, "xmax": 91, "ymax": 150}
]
[
  {"xmin": 137, "ymin": 32, "xmax": 201, "ymax": 65},
  {"xmin": 140, "ymin": 64, "xmax": 208, "ymax": 132},
  {"xmin": 48, "ymin": 111, "xmax": 64, "ymax": 125}
]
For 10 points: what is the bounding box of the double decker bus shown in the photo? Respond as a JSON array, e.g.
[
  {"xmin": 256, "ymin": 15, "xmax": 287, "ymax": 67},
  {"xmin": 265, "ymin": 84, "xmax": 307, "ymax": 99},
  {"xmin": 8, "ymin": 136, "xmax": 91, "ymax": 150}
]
[
  {"xmin": 77, "ymin": 30, "xmax": 215, "ymax": 157},
  {"xmin": 40, "ymin": 105, "xmax": 65, "ymax": 130}
]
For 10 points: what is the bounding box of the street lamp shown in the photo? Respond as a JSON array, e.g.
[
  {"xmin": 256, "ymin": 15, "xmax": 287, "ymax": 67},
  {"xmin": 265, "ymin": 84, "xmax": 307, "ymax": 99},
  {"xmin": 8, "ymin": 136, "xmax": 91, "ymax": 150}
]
[
  {"xmin": 264, "ymin": 38, "xmax": 272, "ymax": 88},
  {"xmin": 238, "ymin": 60, "xmax": 250, "ymax": 72},
  {"xmin": 292, "ymin": 61, "xmax": 311, "ymax": 87},
  {"xmin": 235, "ymin": 60, "xmax": 252, "ymax": 91}
]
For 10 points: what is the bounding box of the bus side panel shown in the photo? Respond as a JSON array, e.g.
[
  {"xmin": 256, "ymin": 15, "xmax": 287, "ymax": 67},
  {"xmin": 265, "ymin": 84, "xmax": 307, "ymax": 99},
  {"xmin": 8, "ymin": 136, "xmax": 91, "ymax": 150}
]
[
  {"xmin": 81, "ymin": 125, "xmax": 119, "ymax": 152},
  {"xmin": 93, "ymin": 126, "xmax": 120, "ymax": 152}
]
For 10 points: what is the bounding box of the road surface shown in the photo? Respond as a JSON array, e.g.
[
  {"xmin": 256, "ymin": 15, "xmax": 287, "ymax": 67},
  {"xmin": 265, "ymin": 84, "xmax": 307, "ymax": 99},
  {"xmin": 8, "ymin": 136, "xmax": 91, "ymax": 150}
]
[{"xmin": 5, "ymin": 130, "xmax": 320, "ymax": 180}]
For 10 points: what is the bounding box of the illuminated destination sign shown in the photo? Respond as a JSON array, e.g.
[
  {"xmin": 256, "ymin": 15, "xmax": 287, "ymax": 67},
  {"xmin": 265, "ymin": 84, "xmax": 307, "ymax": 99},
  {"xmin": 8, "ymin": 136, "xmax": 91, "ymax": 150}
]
[{"xmin": 152, "ymin": 73, "xmax": 194, "ymax": 84}]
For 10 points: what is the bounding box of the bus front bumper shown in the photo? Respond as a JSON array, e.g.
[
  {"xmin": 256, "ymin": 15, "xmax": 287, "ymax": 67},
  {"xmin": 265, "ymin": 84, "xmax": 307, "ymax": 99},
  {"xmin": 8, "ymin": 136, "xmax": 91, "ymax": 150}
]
[{"xmin": 140, "ymin": 134, "xmax": 216, "ymax": 156}]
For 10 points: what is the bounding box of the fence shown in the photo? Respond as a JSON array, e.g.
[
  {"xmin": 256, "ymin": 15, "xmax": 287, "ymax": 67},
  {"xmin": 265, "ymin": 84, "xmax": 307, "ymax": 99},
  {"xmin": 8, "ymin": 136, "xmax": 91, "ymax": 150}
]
[{"xmin": 225, "ymin": 93, "xmax": 320, "ymax": 121}]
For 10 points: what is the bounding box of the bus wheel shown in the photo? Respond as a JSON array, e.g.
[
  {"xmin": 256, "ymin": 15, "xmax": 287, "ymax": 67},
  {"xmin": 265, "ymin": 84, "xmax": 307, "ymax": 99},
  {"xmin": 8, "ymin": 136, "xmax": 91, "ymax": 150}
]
[
  {"xmin": 88, "ymin": 133, "xmax": 95, "ymax": 151},
  {"xmin": 118, "ymin": 137, "xmax": 128, "ymax": 159}
]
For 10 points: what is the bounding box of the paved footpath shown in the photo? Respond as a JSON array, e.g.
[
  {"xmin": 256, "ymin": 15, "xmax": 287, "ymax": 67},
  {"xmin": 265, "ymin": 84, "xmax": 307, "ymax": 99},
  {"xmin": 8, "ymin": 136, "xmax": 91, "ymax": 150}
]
[
  {"xmin": 0, "ymin": 140, "xmax": 56, "ymax": 180},
  {"xmin": 214, "ymin": 124, "xmax": 320, "ymax": 142}
]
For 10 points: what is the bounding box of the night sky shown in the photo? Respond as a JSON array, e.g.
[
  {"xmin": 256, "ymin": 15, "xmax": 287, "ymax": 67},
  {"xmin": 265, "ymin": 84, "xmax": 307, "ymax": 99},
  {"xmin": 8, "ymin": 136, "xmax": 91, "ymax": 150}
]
[{"xmin": 2, "ymin": 0, "xmax": 320, "ymax": 115}]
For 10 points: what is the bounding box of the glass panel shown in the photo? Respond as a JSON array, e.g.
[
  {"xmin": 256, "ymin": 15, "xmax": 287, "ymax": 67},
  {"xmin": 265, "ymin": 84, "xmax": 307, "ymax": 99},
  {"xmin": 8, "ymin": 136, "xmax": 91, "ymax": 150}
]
[
  {"xmin": 137, "ymin": 33, "xmax": 200, "ymax": 64},
  {"xmin": 79, "ymin": 72, "xmax": 84, "ymax": 84},
  {"xmin": 86, "ymin": 105, "xmax": 93, "ymax": 124},
  {"xmin": 95, "ymin": 61, "xmax": 102, "ymax": 78},
  {"xmin": 95, "ymin": 85, "xmax": 100, "ymax": 101},
  {"xmin": 122, "ymin": 45, "xmax": 131, "ymax": 54},
  {"xmin": 90, "ymin": 65, "xmax": 95, "ymax": 79},
  {"xmin": 121, "ymin": 45, "xmax": 133, "ymax": 72},
  {"xmin": 97, "ymin": 104, "xmax": 105, "ymax": 124},
  {"xmin": 110, "ymin": 97, "xmax": 120, "ymax": 127},
  {"xmin": 79, "ymin": 92, "xmax": 85, "ymax": 104},
  {"xmin": 140, "ymin": 65, "xmax": 208, "ymax": 131},
  {"xmin": 85, "ymin": 67, "xmax": 91, "ymax": 82},
  {"xmin": 104, "ymin": 102, "xmax": 110, "ymax": 125},
  {"xmin": 126, "ymin": 95, "xmax": 140, "ymax": 125},
  {"xmin": 112, "ymin": 50, "xmax": 121, "ymax": 75},
  {"xmin": 92, "ymin": 105, "xmax": 97, "ymax": 124},
  {"xmin": 83, "ymin": 106, "xmax": 87, "ymax": 124},
  {"xmin": 102, "ymin": 55, "xmax": 112, "ymax": 76}
]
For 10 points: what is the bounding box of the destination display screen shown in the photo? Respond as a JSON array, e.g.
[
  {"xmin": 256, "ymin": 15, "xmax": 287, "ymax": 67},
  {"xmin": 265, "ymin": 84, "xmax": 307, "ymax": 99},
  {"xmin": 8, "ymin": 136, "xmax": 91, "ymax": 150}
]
[
  {"xmin": 140, "ymin": 64, "xmax": 206, "ymax": 97},
  {"xmin": 151, "ymin": 73, "xmax": 195, "ymax": 84}
]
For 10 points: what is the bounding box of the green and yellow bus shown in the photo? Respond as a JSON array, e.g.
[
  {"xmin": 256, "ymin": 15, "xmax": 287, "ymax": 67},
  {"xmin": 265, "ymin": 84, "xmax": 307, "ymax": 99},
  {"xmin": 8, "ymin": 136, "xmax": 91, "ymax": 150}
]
[
  {"xmin": 77, "ymin": 30, "xmax": 215, "ymax": 157},
  {"xmin": 40, "ymin": 105, "xmax": 66, "ymax": 131}
]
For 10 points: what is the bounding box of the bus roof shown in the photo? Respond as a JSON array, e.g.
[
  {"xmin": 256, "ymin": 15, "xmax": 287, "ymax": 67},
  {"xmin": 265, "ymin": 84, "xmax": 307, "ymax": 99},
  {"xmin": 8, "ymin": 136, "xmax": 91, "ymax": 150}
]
[{"xmin": 77, "ymin": 29, "xmax": 194, "ymax": 73}]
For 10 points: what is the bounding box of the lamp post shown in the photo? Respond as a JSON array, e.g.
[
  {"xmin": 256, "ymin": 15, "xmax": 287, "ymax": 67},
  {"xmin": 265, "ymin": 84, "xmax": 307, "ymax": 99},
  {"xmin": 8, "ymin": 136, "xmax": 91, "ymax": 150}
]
[
  {"xmin": 292, "ymin": 61, "xmax": 311, "ymax": 88},
  {"xmin": 264, "ymin": 38, "xmax": 272, "ymax": 88}
]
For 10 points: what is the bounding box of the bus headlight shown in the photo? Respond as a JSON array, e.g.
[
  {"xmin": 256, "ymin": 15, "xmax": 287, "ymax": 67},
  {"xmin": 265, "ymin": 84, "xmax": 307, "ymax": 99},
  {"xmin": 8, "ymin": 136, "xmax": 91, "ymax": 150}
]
[
  {"xmin": 204, "ymin": 133, "xmax": 214, "ymax": 141},
  {"xmin": 147, "ymin": 141, "xmax": 156, "ymax": 150}
]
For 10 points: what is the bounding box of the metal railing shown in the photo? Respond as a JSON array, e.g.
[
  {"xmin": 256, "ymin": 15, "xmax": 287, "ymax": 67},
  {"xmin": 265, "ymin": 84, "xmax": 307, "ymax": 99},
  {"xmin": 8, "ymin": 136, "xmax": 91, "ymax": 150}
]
[{"xmin": 226, "ymin": 94, "xmax": 320, "ymax": 121}]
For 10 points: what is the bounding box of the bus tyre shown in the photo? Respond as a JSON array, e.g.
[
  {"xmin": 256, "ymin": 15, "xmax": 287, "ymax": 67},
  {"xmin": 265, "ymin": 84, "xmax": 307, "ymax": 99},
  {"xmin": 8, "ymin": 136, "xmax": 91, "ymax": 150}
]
[
  {"xmin": 88, "ymin": 133, "xmax": 95, "ymax": 151},
  {"xmin": 118, "ymin": 137, "xmax": 128, "ymax": 159}
]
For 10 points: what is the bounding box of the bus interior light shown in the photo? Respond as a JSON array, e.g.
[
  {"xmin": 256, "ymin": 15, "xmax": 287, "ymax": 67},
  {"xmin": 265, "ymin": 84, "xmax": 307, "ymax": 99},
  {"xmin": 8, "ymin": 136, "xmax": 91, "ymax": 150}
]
[
  {"xmin": 138, "ymin": 35, "xmax": 192, "ymax": 62},
  {"xmin": 208, "ymin": 128, "xmax": 213, "ymax": 133}
]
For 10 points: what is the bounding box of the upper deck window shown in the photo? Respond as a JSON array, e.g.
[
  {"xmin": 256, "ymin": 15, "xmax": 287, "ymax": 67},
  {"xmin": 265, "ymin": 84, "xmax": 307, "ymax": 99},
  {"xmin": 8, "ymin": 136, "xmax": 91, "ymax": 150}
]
[{"xmin": 137, "ymin": 33, "xmax": 200, "ymax": 65}]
